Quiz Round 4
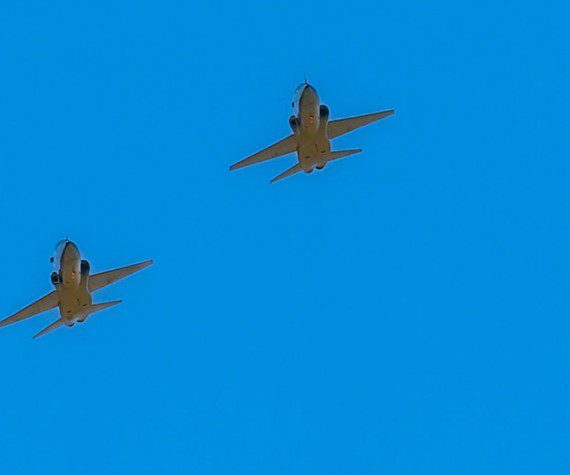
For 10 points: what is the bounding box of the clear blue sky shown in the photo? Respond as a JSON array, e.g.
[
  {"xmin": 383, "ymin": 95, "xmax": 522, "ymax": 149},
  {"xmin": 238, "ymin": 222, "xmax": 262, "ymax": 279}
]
[{"xmin": 0, "ymin": 1, "xmax": 568, "ymax": 473}]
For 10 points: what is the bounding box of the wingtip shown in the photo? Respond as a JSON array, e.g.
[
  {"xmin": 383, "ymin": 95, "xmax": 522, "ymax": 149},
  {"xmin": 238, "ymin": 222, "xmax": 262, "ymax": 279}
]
[{"xmin": 134, "ymin": 259, "xmax": 153, "ymax": 272}]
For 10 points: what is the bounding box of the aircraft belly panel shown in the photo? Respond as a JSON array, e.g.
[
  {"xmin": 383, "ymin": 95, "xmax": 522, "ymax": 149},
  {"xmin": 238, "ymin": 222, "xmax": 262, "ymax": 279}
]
[
  {"xmin": 58, "ymin": 286, "xmax": 92, "ymax": 322},
  {"xmin": 297, "ymin": 133, "xmax": 330, "ymax": 171}
]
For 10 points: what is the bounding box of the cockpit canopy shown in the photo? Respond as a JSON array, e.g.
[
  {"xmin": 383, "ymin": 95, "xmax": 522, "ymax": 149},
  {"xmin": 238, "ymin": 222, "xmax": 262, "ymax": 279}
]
[
  {"xmin": 52, "ymin": 239, "xmax": 71, "ymax": 267},
  {"xmin": 55, "ymin": 239, "xmax": 69, "ymax": 255},
  {"xmin": 292, "ymin": 83, "xmax": 308, "ymax": 109}
]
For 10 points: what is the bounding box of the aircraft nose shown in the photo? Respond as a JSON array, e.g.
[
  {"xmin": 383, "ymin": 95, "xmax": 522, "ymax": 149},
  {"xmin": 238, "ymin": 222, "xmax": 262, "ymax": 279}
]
[
  {"xmin": 301, "ymin": 84, "xmax": 317, "ymax": 101},
  {"xmin": 63, "ymin": 241, "xmax": 79, "ymax": 259}
]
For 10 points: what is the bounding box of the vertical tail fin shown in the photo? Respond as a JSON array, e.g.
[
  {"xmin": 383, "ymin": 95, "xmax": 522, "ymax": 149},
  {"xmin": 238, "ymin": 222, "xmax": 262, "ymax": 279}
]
[{"xmin": 271, "ymin": 163, "xmax": 303, "ymax": 183}]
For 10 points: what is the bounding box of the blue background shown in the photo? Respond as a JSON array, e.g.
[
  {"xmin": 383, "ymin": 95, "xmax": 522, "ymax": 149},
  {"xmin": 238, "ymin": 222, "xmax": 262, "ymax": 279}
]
[{"xmin": 0, "ymin": 1, "xmax": 568, "ymax": 473}]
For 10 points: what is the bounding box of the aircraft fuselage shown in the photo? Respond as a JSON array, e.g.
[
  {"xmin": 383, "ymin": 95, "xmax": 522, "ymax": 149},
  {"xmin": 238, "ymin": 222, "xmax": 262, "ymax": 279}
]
[
  {"xmin": 291, "ymin": 84, "xmax": 331, "ymax": 172},
  {"xmin": 51, "ymin": 240, "xmax": 92, "ymax": 325},
  {"xmin": 229, "ymin": 81, "xmax": 394, "ymax": 183}
]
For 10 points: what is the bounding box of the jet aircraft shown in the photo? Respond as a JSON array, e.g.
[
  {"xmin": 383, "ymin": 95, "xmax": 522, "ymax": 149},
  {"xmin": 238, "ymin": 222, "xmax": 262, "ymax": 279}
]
[
  {"xmin": 0, "ymin": 239, "xmax": 152, "ymax": 338},
  {"xmin": 230, "ymin": 82, "xmax": 395, "ymax": 182}
]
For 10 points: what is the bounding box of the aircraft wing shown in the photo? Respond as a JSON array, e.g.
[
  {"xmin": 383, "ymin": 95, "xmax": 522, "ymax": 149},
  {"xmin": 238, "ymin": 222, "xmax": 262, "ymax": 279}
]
[
  {"xmin": 0, "ymin": 291, "xmax": 59, "ymax": 329},
  {"xmin": 327, "ymin": 110, "xmax": 395, "ymax": 139},
  {"xmin": 89, "ymin": 260, "xmax": 153, "ymax": 293},
  {"xmin": 230, "ymin": 135, "xmax": 297, "ymax": 171}
]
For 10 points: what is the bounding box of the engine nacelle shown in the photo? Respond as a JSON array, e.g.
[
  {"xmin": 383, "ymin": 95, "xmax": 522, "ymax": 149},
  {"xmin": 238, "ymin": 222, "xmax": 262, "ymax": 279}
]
[
  {"xmin": 289, "ymin": 115, "xmax": 300, "ymax": 134},
  {"xmin": 51, "ymin": 272, "xmax": 61, "ymax": 286},
  {"xmin": 81, "ymin": 259, "xmax": 91, "ymax": 277},
  {"xmin": 80, "ymin": 259, "xmax": 91, "ymax": 289},
  {"xmin": 318, "ymin": 105, "xmax": 330, "ymax": 135}
]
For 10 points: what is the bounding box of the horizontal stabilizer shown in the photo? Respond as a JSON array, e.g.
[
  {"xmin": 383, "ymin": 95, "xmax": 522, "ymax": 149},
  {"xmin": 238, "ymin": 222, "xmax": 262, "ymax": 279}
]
[
  {"xmin": 89, "ymin": 260, "xmax": 153, "ymax": 292},
  {"xmin": 34, "ymin": 301, "xmax": 121, "ymax": 339},
  {"xmin": 230, "ymin": 135, "xmax": 297, "ymax": 171},
  {"xmin": 327, "ymin": 149, "xmax": 362, "ymax": 162},
  {"xmin": 87, "ymin": 300, "xmax": 122, "ymax": 315},
  {"xmin": 271, "ymin": 163, "xmax": 303, "ymax": 183},
  {"xmin": 327, "ymin": 109, "xmax": 395, "ymax": 139},
  {"xmin": 34, "ymin": 318, "xmax": 65, "ymax": 339},
  {"xmin": 0, "ymin": 291, "xmax": 59, "ymax": 330}
]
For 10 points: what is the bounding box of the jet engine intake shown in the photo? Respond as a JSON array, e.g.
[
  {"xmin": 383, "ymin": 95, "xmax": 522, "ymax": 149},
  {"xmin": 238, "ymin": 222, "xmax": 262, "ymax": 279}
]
[
  {"xmin": 289, "ymin": 116, "xmax": 300, "ymax": 134},
  {"xmin": 81, "ymin": 260, "xmax": 91, "ymax": 277},
  {"xmin": 51, "ymin": 272, "xmax": 61, "ymax": 286}
]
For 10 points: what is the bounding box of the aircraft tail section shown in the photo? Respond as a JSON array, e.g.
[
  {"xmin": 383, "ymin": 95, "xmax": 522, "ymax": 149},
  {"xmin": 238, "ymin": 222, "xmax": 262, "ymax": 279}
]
[
  {"xmin": 86, "ymin": 300, "xmax": 122, "ymax": 316},
  {"xmin": 34, "ymin": 318, "xmax": 65, "ymax": 339},
  {"xmin": 327, "ymin": 149, "xmax": 362, "ymax": 162},
  {"xmin": 78, "ymin": 299, "xmax": 122, "ymax": 325},
  {"xmin": 271, "ymin": 163, "xmax": 303, "ymax": 183},
  {"xmin": 33, "ymin": 300, "xmax": 121, "ymax": 339},
  {"xmin": 270, "ymin": 149, "xmax": 362, "ymax": 183}
]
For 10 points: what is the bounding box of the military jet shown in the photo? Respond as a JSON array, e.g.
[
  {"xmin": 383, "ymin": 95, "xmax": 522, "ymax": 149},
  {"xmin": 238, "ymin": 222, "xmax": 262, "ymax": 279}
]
[
  {"xmin": 229, "ymin": 82, "xmax": 395, "ymax": 182},
  {"xmin": 0, "ymin": 239, "xmax": 152, "ymax": 338}
]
